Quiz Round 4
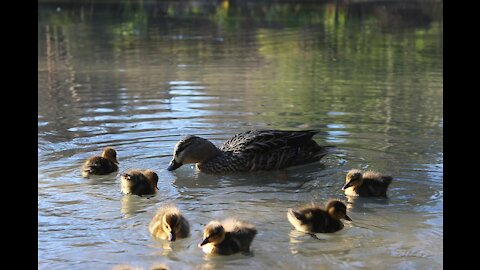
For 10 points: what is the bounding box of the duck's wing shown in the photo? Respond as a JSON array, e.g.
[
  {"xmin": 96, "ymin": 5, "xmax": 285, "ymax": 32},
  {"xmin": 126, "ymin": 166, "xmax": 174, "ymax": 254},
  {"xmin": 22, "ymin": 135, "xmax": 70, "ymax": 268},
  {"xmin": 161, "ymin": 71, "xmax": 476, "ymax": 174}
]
[{"xmin": 220, "ymin": 129, "xmax": 320, "ymax": 153}]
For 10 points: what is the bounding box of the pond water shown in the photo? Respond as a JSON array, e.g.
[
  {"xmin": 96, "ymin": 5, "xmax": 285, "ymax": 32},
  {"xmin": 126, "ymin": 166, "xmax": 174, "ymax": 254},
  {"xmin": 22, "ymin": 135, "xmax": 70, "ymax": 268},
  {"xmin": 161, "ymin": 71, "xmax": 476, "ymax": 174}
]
[{"xmin": 38, "ymin": 1, "xmax": 443, "ymax": 269}]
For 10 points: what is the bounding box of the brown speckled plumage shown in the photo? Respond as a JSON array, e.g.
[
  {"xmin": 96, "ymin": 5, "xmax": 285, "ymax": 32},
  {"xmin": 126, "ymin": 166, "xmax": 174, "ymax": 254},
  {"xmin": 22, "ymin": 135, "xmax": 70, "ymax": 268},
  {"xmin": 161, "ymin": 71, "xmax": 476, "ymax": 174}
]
[{"xmin": 167, "ymin": 130, "xmax": 335, "ymax": 173}]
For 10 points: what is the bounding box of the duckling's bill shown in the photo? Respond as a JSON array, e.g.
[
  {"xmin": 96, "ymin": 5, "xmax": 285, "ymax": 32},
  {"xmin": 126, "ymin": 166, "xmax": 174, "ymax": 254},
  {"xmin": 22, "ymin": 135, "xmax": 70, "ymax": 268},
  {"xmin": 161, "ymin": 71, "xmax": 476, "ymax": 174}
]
[
  {"xmin": 342, "ymin": 181, "xmax": 354, "ymax": 190},
  {"xmin": 199, "ymin": 237, "xmax": 210, "ymax": 247}
]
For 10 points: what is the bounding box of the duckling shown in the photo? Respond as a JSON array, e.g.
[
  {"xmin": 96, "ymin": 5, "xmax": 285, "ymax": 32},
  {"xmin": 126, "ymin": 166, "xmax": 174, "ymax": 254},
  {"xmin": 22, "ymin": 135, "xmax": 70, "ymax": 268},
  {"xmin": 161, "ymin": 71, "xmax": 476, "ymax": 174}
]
[
  {"xmin": 149, "ymin": 205, "xmax": 190, "ymax": 241},
  {"xmin": 81, "ymin": 147, "xmax": 119, "ymax": 177},
  {"xmin": 342, "ymin": 169, "xmax": 393, "ymax": 197},
  {"xmin": 167, "ymin": 129, "xmax": 335, "ymax": 173},
  {"xmin": 199, "ymin": 218, "xmax": 257, "ymax": 255},
  {"xmin": 120, "ymin": 169, "xmax": 159, "ymax": 196},
  {"xmin": 287, "ymin": 200, "xmax": 352, "ymax": 233}
]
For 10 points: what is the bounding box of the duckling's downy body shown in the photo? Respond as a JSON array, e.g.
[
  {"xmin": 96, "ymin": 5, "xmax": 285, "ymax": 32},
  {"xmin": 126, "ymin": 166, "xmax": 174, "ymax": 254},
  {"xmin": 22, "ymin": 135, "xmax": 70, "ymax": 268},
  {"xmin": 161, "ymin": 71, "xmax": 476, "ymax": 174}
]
[
  {"xmin": 167, "ymin": 129, "xmax": 335, "ymax": 173},
  {"xmin": 82, "ymin": 147, "xmax": 119, "ymax": 177},
  {"xmin": 149, "ymin": 205, "xmax": 190, "ymax": 241},
  {"xmin": 287, "ymin": 200, "xmax": 352, "ymax": 233},
  {"xmin": 342, "ymin": 169, "xmax": 393, "ymax": 197},
  {"xmin": 199, "ymin": 218, "xmax": 257, "ymax": 255},
  {"xmin": 120, "ymin": 169, "xmax": 159, "ymax": 196}
]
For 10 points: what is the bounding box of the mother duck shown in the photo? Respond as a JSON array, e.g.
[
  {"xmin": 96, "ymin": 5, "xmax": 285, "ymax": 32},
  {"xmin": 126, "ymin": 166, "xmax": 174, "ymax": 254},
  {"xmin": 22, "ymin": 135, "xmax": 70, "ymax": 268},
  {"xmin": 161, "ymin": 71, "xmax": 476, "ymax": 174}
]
[{"xmin": 167, "ymin": 129, "xmax": 335, "ymax": 173}]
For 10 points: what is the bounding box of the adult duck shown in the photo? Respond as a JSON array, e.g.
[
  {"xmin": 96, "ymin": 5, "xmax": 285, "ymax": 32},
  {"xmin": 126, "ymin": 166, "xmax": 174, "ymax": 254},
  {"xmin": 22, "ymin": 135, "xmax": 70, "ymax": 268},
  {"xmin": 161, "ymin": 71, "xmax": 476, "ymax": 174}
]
[{"xmin": 167, "ymin": 129, "xmax": 335, "ymax": 173}]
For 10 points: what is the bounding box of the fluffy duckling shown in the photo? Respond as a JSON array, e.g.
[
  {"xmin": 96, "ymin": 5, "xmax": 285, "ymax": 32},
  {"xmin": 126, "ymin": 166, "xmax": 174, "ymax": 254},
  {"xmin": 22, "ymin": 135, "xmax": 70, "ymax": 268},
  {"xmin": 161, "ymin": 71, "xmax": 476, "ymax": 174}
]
[
  {"xmin": 342, "ymin": 169, "xmax": 393, "ymax": 197},
  {"xmin": 287, "ymin": 200, "xmax": 352, "ymax": 233},
  {"xmin": 82, "ymin": 147, "xmax": 119, "ymax": 177},
  {"xmin": 167, "ymin": 129, "xmax": 335, "ymax": 173},
  {"xmin": 120, "ymin": 169, "xmax": 159, "ymax": 196},
  {"xmin": 199, "ymin": 218, "xmax": 257, "ymax": 255},
  {"xmin": 149, "ymin": 205, "xmax": 190, "ymax": 241}
]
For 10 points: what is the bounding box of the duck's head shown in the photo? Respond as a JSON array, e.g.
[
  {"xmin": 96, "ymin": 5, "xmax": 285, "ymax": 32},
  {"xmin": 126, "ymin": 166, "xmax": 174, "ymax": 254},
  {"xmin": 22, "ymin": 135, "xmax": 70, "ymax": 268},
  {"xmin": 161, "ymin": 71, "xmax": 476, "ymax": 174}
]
[
  {"xmin": 144, "ymin": 170, "xmax": 159, "ymax": 190},
  {"xmin": 199, "ymin": 221, "xmax": 225, "ymax": 247},
  {"xmin": 342, "ymin": 169, "xmax": 363, "ymax": 190},
  {"xmin": 102, "ymin": 147, "xmax": 119, "ymax": 164},
  {"xmin": 162, "ymin": 212, "xmax": 183, "ymax": 241},
  {"xmin": 167, "ymin": 135, "xmax": 221, "ymax": 171},
  {"xmin": 326, "ymin": 200, "xmax": 352, "ymax": 221}
]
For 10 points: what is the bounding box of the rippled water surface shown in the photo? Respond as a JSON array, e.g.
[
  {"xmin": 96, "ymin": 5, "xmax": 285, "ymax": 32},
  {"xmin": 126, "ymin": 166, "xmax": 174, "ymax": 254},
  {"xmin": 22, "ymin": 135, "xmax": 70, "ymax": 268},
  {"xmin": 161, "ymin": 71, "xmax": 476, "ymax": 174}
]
[{"xmin": 38, "ymin": 1, "xmax": 443, "ymax": 269}]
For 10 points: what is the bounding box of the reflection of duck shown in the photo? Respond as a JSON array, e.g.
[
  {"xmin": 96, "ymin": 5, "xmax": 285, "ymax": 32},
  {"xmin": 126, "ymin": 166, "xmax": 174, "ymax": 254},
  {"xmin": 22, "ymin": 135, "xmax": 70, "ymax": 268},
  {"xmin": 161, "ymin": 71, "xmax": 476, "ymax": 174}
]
[
  {"xmin": 287, "ymin": 200, "xmax": 351, "ymax": 233},
  {"xmin": 149, "ymin": 205, "xmax": 190, "ymax": 241},
  {"xmin": 167, "ymin": 130, "xmax": 335, "ymax": 173},
  {"xmin": 199, "ymin": 218, "xmax": 257, "ymax": 255},
  {"xmin": 82, "ymin": 147, "xmax": 118, "ymax": 177},
  {"xmin": 120, "ymin": 169, "xmax": 158, "ymax": 196},
  {"xmin": 343, "ymin": 169, "xmax": 393, "ymax": 197}
]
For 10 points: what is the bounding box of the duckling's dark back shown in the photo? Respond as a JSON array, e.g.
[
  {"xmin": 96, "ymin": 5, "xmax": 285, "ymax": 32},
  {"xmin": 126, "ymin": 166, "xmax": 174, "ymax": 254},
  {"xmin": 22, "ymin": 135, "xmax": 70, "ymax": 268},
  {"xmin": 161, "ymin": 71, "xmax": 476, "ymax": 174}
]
[
  {"xmin": 309, "ymin": 208, "xmax": 344, "ymax": 233},
  {"xmin": 214, "ymin": 229, "xmax": 256, "ymax": 255},
  {"xmin": 130, "ymin": 177, "xmax": 156, "ymax": 195},
  {"xmin": 83, "ymin": 156, "xmax": 118, "ymax": 175},
  {"xmin": 359, "ymin": 173, "xmax": 393, "ymax": 197}
]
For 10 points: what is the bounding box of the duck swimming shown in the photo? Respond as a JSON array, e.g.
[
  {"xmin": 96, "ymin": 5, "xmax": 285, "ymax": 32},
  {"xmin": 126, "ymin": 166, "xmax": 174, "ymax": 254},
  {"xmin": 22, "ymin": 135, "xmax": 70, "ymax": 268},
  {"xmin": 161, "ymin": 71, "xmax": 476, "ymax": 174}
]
[
  {"xmin": 342, "ymin": 169, "xmax": 393, "ymax": 197},
  {"xmin": 287, "ymin": 200, "xmax": 352, "ymax": 233},
  {"xmin": 149, "ymin": 205, "xmax": 190, "ymax": 241},
  {"xmin": 82, "ymin": 147, "xmax": 119, "ymax": 177},
  {"xmin": 120, "ymin": 169, "xmax": 158, "ymax": 196},
  {"xmin": 199, "ymin": 218, "xmax": 257, "ymax": 255},
  {"xmin": 167, "ymin": 129, "xmax": 335, "ymax": 173}
]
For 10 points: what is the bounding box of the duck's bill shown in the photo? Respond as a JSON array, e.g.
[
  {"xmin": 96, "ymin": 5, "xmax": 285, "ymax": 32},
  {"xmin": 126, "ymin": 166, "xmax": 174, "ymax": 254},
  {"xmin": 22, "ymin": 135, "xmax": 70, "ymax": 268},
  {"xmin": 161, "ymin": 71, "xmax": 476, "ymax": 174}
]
[
  {"xmin": 342, "ymin": 181, "xmax": 353, "ymax": 190},
  {"xmin": 168, "ymin": 232, "xmax": 176, "ymax": 241},
  {"xmin": 344, "ymin": 214, "xmax": 352, "ymax": 221},
  {"xmin": 167, "ymin": 160, "xmax": 183, "ymax": 171}
]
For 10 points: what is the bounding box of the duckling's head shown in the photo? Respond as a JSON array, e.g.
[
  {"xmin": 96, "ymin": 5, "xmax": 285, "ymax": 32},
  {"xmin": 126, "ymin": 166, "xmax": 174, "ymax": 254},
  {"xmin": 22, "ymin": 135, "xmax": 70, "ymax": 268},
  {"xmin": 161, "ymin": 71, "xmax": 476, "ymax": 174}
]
[
  {"xmin": 162, "ymin": 213, "xmax": 183, "ymax": 241},
  {"xmin": 102, "ymin": 147, "xmax": 119, "ymax": 164},
  {"xmin": 199, "ymin": 221, "xmax": 225, "ymax": 247},
  {"xmin": 167, "ymin": 135, "xmax": 221, "ymax": 171},
  {"xmin": 343, "ymin": 169, "xmax": 363, "ymax": 190},
  {"xmin": 326, "ymin": 200, "xmax": 352, "ymax": 221},
  {"xmin": 144, "ymin": 170, "xmax": 159, "ymax": 190}
]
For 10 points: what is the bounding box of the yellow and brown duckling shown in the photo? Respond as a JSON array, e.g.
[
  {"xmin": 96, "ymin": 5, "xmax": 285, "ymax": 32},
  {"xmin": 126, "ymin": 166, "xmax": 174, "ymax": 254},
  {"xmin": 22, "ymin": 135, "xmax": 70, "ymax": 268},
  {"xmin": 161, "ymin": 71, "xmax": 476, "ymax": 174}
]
[
  {"xmin": 120, "ymin": 169, "xmax": 159, "ymax": 196},
  {"xmin": 167, "ymin": 129, "xmax": 335, "ymax": 173},
  {"xmin": 81, "ymin": 147, "xmax": 119, "ymax": 177},
  {"xmin": 149, "ymin": 205, "xmax": 190, "ymax": 241},
  {"xmin": 287, "ymin": 200, "xmax": 352, "ymax": 233},
  {"xmin": 343, "ymin": 169, "xmax": 393, "ymax": 197},
  {"xmin": 199, "ymin": 218, "xmax": 257, "ymax": 255}
]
